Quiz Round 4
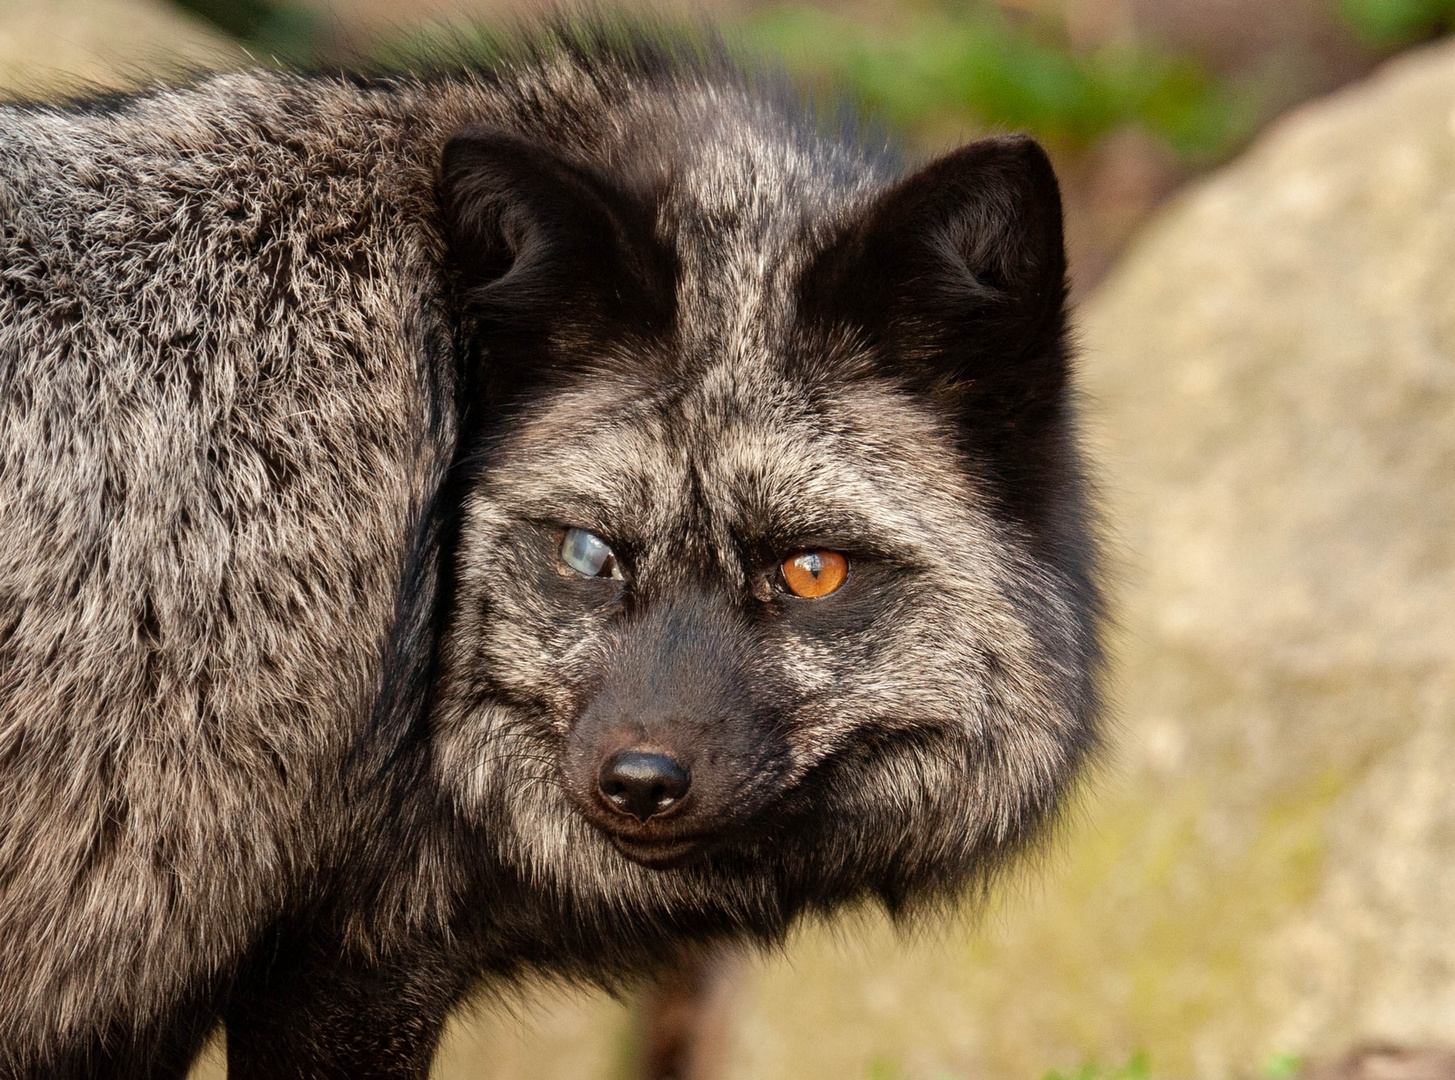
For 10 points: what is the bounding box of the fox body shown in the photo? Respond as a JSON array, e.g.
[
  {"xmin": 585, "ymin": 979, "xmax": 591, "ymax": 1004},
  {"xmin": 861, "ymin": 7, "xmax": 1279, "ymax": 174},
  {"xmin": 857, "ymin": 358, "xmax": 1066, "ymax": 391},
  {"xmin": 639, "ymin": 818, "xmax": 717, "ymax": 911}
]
[{"xmin": 0, "ymin": 29, "xmax": 1099, "ymax": 1078}]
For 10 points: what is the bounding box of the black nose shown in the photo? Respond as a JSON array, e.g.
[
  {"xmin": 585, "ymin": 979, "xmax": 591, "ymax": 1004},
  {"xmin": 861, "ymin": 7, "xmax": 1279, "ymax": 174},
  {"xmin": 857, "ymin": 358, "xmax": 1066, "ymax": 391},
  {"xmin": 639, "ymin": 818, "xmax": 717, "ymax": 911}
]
[{"xmin": 598, "ymin": 750, "xmax": 691, "ymax": 822}]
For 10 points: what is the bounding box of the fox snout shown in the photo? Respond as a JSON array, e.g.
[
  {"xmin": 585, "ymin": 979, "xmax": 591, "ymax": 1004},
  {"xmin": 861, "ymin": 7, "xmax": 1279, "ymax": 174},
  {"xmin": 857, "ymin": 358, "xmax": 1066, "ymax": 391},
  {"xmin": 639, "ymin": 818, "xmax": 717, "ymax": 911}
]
[{"xmin": 560, "ymin": 595, "xmax": 791, "ymax": 867}]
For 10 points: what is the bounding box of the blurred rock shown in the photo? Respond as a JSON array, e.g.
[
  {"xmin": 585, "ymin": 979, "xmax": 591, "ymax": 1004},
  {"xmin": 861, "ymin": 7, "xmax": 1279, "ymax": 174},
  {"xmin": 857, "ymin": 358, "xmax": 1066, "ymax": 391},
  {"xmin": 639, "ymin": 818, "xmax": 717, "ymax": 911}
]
[
  {"xmin": 1081, "ymin": 34, "xmax": 1455, "ymax": 1062},
  {"xmin": 710, "ymin": 34, "xmax": 1455, "ymax": 1080},
  {"xmin": 0, "ymin": 0, "xmax": 240, "ymax": 98}
]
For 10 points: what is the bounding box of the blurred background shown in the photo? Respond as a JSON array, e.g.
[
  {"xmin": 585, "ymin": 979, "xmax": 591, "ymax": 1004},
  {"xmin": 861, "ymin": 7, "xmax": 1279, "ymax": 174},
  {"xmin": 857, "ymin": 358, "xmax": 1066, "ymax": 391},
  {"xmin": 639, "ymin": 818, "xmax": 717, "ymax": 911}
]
[{"xmin": 4, "ymin": 1, "xmax": 1453, "ymax": 1079}]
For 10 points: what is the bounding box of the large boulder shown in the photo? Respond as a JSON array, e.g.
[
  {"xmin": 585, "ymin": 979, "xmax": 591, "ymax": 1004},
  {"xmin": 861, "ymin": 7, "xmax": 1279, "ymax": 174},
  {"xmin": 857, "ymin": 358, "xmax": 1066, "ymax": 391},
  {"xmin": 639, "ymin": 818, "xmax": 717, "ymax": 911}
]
[{"xmin": 703, "ymin": 35, "xmax": 1455, "ymax": 1080}]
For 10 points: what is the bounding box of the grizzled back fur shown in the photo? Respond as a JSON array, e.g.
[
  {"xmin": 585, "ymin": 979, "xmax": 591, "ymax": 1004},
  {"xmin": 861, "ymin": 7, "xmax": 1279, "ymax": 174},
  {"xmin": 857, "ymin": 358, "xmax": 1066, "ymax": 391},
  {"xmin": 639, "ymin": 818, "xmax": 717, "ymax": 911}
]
[{"xmin": 0, "ymin": 24, "xmax": 1100, "ymax": 1078}]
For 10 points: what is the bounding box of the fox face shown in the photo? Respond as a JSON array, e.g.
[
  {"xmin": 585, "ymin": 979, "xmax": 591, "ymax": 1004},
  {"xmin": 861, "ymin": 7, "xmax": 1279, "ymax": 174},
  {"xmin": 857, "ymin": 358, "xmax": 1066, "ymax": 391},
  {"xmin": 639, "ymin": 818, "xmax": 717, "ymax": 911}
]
[{"xmin": 429, "ymin": 114, "xmax": 1099, "ymax": 938}]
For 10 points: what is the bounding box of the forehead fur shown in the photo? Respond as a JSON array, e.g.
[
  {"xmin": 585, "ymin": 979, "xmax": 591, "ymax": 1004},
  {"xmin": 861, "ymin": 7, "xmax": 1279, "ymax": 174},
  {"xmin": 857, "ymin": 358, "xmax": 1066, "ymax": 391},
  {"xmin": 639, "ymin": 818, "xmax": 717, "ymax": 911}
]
[
  {"xmin": 458, "ymin": 81, "xmax": 964, "ymax": 557},
  {"xmin": 654, "ymin": 89, "xmax": 887, "ymax": 335},
  {"xmin": 538, "ymin": 67, "xmax": 894, "ymax": 358}
]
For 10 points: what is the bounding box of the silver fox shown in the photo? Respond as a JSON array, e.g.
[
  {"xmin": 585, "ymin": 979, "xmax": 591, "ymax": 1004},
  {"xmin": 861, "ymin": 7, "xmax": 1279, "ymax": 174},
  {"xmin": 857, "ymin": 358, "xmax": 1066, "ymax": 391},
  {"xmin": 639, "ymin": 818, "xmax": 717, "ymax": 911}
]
[{"xmin": 0, "ymin": 26, "xmax": 1100, "ymax": 1079}]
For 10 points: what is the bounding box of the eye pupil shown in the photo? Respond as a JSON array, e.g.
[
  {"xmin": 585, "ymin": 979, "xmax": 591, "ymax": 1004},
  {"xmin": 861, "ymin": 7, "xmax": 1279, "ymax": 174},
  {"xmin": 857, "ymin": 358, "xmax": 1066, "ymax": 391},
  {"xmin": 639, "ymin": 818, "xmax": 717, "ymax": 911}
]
[
  {"xmin": 782, "ymin": 550, "xmax": 848, "ymax": 598},
  {"xmin": 561, "ymin": 528, "xmax": 618, "ymax": 579}
]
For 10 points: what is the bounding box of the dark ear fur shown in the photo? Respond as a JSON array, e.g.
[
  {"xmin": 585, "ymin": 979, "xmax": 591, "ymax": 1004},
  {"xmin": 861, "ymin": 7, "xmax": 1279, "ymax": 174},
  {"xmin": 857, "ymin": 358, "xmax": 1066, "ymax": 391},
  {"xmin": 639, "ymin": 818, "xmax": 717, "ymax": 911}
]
[
  {"xmin": 439, "ymin": 128, "xmax": 676, "ymax": 405},
  {"xmin": 802, "ymin": 134, "xmax": 1073, "ymax": 533}
]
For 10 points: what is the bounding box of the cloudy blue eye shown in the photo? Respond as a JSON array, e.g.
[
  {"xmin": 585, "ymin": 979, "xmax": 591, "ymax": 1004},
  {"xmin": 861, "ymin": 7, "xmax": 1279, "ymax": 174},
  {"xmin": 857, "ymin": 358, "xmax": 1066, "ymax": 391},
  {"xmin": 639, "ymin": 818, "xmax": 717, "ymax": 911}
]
[{"xmin": 560, "ymin": 527, "xmax": 622, "ymax": 580}]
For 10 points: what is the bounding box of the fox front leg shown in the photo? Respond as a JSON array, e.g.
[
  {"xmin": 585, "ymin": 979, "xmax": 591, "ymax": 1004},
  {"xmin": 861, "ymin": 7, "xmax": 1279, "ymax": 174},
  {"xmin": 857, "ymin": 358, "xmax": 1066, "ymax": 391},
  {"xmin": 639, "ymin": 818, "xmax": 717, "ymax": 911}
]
[{"xmin": 224, "ymin": 934, "xmax": 466, "ymax": 1080}]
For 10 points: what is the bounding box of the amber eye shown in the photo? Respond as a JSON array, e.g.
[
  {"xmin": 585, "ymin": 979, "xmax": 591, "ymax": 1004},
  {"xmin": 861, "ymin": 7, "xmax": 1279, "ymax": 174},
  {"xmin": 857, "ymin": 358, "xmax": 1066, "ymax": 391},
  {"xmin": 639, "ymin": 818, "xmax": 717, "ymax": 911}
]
[{"xmin": 781, "ymin": 550, "xmax": 849, "ymax": 598}]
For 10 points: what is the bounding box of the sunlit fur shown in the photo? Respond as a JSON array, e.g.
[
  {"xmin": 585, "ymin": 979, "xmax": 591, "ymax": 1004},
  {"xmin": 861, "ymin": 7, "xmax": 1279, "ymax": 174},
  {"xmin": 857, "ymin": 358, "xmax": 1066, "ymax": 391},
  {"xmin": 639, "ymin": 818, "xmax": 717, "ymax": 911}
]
[{"xmin": 0, "ymin": 23, "xmax": 1099, "ymax": 1079}]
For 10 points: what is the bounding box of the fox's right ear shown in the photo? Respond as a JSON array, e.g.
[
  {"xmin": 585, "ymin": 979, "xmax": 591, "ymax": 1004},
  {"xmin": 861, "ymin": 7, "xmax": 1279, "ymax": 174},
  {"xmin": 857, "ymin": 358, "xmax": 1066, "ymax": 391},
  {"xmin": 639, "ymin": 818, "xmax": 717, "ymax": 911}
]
[{"xmin": 439, "ymin": 129, "xmax": 675, "ymax": 380}]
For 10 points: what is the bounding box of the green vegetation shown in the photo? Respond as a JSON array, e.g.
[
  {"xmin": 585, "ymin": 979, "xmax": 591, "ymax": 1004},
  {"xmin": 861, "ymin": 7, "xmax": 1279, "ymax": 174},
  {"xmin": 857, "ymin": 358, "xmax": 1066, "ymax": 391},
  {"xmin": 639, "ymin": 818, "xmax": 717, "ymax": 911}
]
[
  {"xmin": 1339, "ymin": 0, "xmax": 1455, "ymax": 45},
  {"xmin": 169, "ymin": 0, "xmax": 321, "ymax": 63},
  {"xmin": 733, "ymin": 5, "xmax": 1254, "ymax": 162},
  {"xmin": 1264, "ymin": 1051, "xmax": 1305, "ymax": 1080},
  {"xmin": 1041, "ymin": 1050, "xmax": 1152, "ymax": 1080}
]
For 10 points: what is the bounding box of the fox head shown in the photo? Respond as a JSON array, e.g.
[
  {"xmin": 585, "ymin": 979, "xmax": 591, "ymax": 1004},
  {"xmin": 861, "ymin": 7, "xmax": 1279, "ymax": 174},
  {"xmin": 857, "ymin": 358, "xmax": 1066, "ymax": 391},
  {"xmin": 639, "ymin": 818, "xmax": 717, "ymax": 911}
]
[{"xmin": 425, "ymin": 103, "xmax": 1099, "ymax": 958}]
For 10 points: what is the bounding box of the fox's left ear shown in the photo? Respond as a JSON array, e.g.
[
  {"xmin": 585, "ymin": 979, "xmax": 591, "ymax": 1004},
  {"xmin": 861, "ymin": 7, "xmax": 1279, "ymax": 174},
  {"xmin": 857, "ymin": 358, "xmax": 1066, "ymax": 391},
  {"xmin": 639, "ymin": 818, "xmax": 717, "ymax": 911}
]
[
  {"xmin": 804, "ymin": 133, "xmax": 1067, "ymax": 375},
  {"xmin": 801, "ymin": 134, "xmax": 1071, "ymax": 522}
]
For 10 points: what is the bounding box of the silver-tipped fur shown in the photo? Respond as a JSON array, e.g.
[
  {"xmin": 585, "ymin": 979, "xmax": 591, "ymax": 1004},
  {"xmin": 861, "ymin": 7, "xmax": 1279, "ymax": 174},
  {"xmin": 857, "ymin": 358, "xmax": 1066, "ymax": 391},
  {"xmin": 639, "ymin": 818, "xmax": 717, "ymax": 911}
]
[{"xmin": 0, "ymin": 24, "xmax": 1100, "ymax": 1078}]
